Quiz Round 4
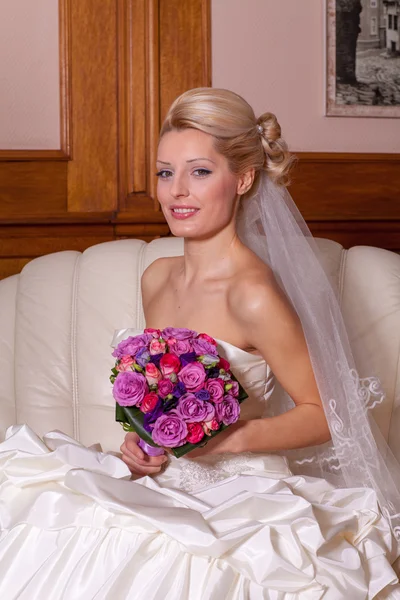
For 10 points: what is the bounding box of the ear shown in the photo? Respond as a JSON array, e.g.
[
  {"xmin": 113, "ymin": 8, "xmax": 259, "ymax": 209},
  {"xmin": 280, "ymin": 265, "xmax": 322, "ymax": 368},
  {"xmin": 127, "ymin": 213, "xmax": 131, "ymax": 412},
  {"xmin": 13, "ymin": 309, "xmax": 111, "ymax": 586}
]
[{"xmin": 237, "ymin": 169, "xmax": 255, "ymax": 195}]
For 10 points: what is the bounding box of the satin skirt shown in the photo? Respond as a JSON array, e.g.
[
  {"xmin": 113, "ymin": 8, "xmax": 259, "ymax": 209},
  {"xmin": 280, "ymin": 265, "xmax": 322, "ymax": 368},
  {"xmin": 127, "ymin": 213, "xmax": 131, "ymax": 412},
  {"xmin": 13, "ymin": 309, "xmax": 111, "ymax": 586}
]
[{"xmin": 0, "ymin": 425, "xmax": 399, "ymax": 600}]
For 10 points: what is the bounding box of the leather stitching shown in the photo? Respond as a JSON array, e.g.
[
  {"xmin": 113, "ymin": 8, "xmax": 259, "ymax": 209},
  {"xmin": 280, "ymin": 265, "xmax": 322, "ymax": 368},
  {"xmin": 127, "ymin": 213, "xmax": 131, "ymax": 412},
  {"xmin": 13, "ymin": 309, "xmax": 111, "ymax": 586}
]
[
  {"xmin": 136, "ymin": 243, "xmax": 147, "ymax": 329},
  {"xmin": 337, "ymin": 247, "xmax": 347, "ymax": 309},
  {"xmin": 70, "ymin": 254, "xmax": 81, "ymax": 441},
  {"xmin": 13, "ymin": 274, "xmax": 21, "ymax": 426}
]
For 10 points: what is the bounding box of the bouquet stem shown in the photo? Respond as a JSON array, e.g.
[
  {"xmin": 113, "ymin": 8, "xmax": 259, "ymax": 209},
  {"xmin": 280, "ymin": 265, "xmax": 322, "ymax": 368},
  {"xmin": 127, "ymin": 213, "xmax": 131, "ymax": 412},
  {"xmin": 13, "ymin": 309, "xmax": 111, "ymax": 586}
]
[{"xmin": 138, "ymin": 438, "xmax": 165, "ymax": 456}]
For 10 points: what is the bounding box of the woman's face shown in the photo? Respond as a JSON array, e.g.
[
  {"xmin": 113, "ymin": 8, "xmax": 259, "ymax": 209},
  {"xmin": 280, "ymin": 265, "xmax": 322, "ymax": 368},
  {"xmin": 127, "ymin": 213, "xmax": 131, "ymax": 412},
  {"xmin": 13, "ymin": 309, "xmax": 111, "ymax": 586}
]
[{"xmin": 156, "ymin": 129, "xmax": 240, "ymax": 239}]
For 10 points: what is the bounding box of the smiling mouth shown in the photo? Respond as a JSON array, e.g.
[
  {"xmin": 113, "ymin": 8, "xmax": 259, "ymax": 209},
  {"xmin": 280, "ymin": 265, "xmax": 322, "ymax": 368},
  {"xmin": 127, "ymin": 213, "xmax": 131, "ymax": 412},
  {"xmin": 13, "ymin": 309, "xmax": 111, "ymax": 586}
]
[{"xmin": 171, "ymin": 208, "xmax": 199, "ymax": 214}]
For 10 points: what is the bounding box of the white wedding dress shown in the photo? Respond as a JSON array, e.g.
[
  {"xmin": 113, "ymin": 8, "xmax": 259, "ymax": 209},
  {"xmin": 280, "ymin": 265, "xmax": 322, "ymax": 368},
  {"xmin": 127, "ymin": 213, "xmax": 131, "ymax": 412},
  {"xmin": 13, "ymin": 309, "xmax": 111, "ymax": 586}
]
[{"xmin": 1, "ymin": 332, "xmax": 400, "ymax": 600}]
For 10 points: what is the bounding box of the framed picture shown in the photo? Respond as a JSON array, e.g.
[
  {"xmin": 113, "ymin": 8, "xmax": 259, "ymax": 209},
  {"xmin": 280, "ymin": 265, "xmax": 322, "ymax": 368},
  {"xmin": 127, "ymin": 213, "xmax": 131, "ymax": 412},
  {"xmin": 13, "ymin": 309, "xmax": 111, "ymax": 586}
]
[{"xmin": 326, "ymin": 0, "xmax": 400, "ymax": 117}]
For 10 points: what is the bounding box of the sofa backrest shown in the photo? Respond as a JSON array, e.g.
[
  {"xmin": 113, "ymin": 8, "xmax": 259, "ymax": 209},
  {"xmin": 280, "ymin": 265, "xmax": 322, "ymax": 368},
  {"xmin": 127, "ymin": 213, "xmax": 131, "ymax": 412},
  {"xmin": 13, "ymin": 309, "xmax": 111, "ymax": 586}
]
[{"xmin": 0, "ymin": 237, "xmax": 399, "ymax": 458}]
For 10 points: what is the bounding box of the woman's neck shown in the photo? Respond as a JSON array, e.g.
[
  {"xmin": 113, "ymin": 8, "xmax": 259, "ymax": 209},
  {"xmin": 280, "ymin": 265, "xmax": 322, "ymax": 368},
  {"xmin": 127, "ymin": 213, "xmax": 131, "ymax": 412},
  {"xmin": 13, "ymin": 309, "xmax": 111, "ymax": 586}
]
[{"xmin": 181, "ymin": 227, "xmax": 243, "ymax": 283}]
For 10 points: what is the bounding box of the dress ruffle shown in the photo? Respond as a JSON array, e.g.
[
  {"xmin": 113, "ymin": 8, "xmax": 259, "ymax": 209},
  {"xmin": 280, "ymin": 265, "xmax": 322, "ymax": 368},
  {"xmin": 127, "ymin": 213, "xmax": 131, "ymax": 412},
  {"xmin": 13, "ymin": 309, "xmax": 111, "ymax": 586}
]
[{"xmin": 1, "ymin": 425, "xmax": 399, "ymax": 599}]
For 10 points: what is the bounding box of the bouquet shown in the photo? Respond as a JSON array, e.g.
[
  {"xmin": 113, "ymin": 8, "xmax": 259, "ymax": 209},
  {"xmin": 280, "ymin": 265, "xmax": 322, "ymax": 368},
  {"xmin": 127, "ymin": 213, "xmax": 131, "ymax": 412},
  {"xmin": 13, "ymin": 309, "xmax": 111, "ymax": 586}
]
[{"xmin": 110, "ymin": 327, "xmax": 248, "ymax": 458}]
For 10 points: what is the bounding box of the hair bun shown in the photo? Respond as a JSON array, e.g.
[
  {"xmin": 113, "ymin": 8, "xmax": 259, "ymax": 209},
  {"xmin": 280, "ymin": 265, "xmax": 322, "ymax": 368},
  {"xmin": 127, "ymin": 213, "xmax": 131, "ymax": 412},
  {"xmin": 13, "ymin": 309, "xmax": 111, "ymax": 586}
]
[{"xmin": 257, "ymin": 112, "xmax": 297, "ymax": 186}]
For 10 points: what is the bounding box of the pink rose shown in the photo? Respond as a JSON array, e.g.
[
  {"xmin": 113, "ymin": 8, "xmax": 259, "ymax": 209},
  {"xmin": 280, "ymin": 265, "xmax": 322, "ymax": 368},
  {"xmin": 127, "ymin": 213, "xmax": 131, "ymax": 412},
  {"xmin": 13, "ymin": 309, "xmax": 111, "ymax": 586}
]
[
  {"xmin": 159, "ymin": 353, "xmax": 181, "ymax": 379},
  {"xmin": 186, "ymin": 422, "xmax": 205, "ymax": 444},
  {"xmin": 149, "ymin": 338, "xmax": 167, "ymax": 355},
  {"xmin": 116, "ymin": 356, "xmax": 135, "ymax": 372},
  {"xmin": 145, "ymin": 362, "xmax": 162, "ymax": 386},
  {"xmin": 198, "ymin": 333, "xmax": 217, "ymax": 346},
  {"xmin": 158, "ymin": 378, "xmax": 174, "ymax": 398},
  {"xmin": 168, "ymin": 339, "xmax": 192, "ymax": 356},
  {"xmin": 144, "ymin": 328, "xmax": 162, "ymax": 338},
  {"xmin": 178, "ymin": 362, "xmax": 206, "ymax": 392},
  {"xmin": 218, "ymin": 357, "xmax": 231, "ymax": 372},
  {"xmin": 203, "ymin": 418, "xmax": 220, "ymax": 436},
  {"xmin": 140, "ymin": 392, "xmax": 160, "ymax": 413},
  {"xmin": 205, "ymin": 378, "xmax": 225, "ymax": 402}
]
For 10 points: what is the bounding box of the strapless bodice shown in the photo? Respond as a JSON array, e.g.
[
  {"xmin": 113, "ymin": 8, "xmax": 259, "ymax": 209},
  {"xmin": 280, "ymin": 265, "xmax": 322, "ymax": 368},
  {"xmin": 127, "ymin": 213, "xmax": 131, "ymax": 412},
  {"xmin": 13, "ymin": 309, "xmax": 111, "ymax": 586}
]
[{"xmin": 111, "ymin": 328, "xmax": 276, "ymax": 420}]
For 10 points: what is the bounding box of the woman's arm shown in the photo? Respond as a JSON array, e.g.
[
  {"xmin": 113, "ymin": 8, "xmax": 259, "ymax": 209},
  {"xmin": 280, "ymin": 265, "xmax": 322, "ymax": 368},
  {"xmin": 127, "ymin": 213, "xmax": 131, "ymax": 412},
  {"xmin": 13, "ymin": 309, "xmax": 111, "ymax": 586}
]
[{"xmin": 192, "ymin": 275, "xmax": 331, "ymax": 457}]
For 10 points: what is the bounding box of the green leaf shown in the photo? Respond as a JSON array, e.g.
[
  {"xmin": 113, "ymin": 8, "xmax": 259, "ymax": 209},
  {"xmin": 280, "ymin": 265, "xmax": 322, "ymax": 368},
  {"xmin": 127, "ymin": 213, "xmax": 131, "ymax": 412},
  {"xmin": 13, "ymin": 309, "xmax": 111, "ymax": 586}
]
[{"xmin": 115, "ymin": 403, "xmax": 161, "ymax": 448}]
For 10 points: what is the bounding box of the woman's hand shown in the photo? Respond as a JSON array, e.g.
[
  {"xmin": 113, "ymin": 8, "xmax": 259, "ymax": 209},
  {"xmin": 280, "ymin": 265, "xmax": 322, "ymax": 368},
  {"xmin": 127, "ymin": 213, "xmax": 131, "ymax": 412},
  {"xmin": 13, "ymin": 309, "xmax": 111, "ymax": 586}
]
[{"xmin": 120, "ymin": 432, "xmax": 168, "ymax": 476}]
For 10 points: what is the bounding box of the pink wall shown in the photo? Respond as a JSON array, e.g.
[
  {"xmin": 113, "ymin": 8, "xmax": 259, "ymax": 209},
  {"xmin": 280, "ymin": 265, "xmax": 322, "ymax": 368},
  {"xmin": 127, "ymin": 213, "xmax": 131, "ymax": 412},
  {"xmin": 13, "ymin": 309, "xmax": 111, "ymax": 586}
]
[
  {"xmin": 211, "ymin": 0, "xmax": 400, "ymax": 153},
  {"xmin": 0, "ymin": 0, "xmax": 60, "ymax": 150}
]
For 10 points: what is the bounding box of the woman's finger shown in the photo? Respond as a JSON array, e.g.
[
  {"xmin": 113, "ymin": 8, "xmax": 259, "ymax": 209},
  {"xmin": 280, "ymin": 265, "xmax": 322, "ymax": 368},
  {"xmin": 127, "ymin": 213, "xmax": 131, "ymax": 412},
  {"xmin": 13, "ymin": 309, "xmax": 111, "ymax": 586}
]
[
  {"xmin": 120, "ymin": 441, "xmax": 144, "ymax": 461},
  {"xmin": 121, "ymin": 442, "xmax": 166, "ymax": 466},
  {"xmin": 124, "ymin": 433, "xmax": 145, "ymax": 460},
  {"xmin": 121, "ymin": 454, "xmax": 165, "ymax": 475}
]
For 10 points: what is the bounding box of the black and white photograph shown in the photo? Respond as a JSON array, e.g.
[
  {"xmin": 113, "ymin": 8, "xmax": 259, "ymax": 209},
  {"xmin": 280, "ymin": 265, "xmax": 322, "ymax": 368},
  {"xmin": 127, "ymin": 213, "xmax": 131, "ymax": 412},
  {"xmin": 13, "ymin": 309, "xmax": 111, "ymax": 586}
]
[{"xmin": 326, "ymin": 0, "xmax": 400, "ymax": 116}]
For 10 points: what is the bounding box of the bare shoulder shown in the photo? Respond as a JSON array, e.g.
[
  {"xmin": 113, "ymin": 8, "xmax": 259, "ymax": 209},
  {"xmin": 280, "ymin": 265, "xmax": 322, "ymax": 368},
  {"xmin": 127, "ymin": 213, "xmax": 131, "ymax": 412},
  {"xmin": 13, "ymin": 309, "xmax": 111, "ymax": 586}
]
[
  {"xmin": 141, "ymin": 256, "xmax": 180, "ymax": 297},
  {"xmin": 228, "ymin": 254, "xmax": 300, "ymax": 339}
]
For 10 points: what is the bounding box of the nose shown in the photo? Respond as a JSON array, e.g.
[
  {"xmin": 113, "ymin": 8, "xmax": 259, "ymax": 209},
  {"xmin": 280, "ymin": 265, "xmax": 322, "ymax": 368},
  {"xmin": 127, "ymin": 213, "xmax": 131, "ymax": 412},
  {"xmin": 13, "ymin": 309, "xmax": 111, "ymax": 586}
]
[{"xmin": 170, "ymin": 171, "xmax": 189, "ymax": 198}]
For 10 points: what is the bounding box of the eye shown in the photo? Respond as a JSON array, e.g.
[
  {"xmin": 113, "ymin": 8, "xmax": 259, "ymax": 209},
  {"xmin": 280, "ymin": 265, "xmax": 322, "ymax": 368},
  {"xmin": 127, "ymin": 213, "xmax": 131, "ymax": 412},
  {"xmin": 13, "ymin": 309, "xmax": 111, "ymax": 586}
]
[
  {"xmin": 155, "ymin": 169, "xmax": 173, "ymax": 179},
  {"xmin": 193, "ymin": 168, "xmax": 211, "ymax": 177}
]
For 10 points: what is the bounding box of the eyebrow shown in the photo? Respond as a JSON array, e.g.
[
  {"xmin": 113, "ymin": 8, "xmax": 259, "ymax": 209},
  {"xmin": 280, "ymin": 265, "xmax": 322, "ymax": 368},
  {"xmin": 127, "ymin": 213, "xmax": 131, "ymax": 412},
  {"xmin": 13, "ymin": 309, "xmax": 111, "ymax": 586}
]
[{"xmin": 156, "ymin": 158, "xmax": 216, "ymax": 165}]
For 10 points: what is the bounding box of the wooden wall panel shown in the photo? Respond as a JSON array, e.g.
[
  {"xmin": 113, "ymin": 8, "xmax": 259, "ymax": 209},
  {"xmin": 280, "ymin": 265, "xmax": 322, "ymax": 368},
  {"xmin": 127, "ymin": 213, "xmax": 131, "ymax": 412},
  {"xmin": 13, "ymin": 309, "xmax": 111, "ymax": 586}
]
[
  {"xmin": 0, "ymin": 0, "xmax": 210, "ymax": 281},
  {"xmin": 159, "ymin": 0, "xmax": 211, "ymax": 118},
  {"xmin": 292, "ymin": 153, "xmax": 400, "ymax": 250},
  {"xmin": 121, "ymin": 0, "xmax": 211, "ymax": 215},
  {"xmin": 1, "ymin": 0, "xmax": 398, "ymax": 284},
  {"xmin": 0, "ymin": 162, "xmax": 67, "ymax": 217},
  {"xmin": 67, "ymin": 0, "xmax": 118, "ymax": 212}
]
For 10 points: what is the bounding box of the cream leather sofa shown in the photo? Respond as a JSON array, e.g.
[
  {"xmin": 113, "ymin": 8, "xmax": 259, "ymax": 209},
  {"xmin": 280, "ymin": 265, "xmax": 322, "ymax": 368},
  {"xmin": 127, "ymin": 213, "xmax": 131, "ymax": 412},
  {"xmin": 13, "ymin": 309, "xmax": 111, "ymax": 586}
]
[{"xmin": 0, "ymin": 237, "xmax": 399, "ymax": 463}]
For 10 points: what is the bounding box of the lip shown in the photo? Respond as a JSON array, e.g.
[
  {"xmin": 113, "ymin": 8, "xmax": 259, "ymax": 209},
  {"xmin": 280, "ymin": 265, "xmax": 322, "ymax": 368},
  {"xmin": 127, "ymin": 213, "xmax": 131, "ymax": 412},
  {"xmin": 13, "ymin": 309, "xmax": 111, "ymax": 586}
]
[
  {"xmin": 170, "ymin": 205, "xmax": 199, "ymax": 210},
  {"xmin": 170, "ymin": 206, "xmax": 200, "ymax": 220}
]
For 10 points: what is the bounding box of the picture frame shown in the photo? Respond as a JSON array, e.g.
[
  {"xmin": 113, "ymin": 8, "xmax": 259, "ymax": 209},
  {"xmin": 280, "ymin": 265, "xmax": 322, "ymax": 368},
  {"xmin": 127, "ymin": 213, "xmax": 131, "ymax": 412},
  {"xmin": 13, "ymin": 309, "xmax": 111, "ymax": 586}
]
[{"xmin": 326, "ymin": 0, "xmax": 400, "ymax": 117}]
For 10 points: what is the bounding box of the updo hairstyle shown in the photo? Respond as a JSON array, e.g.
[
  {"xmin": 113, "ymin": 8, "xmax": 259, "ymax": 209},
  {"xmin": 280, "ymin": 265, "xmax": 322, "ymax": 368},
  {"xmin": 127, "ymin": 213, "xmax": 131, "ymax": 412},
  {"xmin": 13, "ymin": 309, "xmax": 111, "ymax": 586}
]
[{"xmin": 160, "ymin": 87, "xmax": 296, "ymax": 188}]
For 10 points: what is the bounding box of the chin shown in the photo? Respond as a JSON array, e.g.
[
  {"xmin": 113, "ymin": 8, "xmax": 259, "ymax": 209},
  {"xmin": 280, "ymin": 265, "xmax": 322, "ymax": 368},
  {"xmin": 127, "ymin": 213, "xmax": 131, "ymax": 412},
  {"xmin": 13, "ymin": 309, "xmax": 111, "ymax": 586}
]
[
  {"xmin": 164, "ymin": 211, "xmax": 230, "ymax": 240},
  {"xmin": 169, "ymin": 224, "xmax": 205, "ymax": 239},
  {"xmin": 165, "ymin": 217, "xmax": 205, "ymax": 238}
]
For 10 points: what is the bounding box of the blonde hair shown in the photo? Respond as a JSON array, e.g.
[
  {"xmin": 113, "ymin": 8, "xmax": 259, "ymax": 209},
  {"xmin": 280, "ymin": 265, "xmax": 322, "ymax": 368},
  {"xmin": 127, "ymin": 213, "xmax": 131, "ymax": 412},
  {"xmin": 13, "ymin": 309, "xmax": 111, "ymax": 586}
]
[{"xmin": 160, "ymin": 87, "xmax": 296, "ymax": 188}]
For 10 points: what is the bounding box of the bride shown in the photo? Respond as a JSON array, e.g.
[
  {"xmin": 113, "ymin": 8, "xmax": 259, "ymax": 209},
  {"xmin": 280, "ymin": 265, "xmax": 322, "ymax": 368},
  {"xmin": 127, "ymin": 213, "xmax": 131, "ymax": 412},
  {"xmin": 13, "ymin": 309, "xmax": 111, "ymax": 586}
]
[{"xmin": 1, "ymin": 88, "xmax": 400, "ymax": 599}]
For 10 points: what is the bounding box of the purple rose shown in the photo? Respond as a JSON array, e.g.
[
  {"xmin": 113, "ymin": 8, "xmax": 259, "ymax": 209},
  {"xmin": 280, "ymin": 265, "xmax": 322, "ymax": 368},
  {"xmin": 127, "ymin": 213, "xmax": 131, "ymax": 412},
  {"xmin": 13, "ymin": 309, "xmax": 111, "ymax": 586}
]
[
  {"xmin": 215, "ymin": 394, "xmax": 240, "ymax": 425},
  {"xmin": 205, "ymin": 378, "xmax": 225, "ymax": 402},
  {"xmin": 162, "ymin": 327, "xmax": 197, "ymax": 341},
  {"xmin": 113, "ymin": 371, "xmax": 148, "ymax": 406},
  {"xmin": 158, "ymin": 378, "xmax": 174, "ymax": 398},
  {"xmin": 168, "ymin": 339, "xmax": 193, "ymax": 355},
  {"xmin": 112, "ymin": 334, "xmax": 152, "ymax": 358},
  {"xmin": 135, "ymin": 347, "xmax": 151, "ymax": 368},
  {"xmin": 192, "ymin": 338, "xmax": 218, "ymax": 356},
  {"xmin": 178, "ymin": 362, "xmax": 206, "ymax": 392},
  {"xmin": 177, "ymin": 394, "xmax": 215, "ymax": 422},
  {"xmin": 152, "ymin": 414, "xmax": 188, "ymax": 447},
  {"xmin": 195, "ymin": 389, "xmax": 210, "ymax": 401}
]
